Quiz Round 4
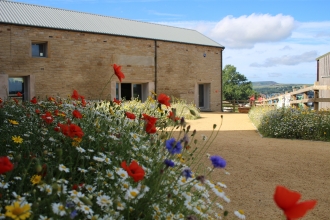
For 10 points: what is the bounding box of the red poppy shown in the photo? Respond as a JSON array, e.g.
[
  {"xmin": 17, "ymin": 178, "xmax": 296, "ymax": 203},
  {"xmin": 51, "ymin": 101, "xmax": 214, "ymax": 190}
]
[
  {"xmin": 71, "ymin": 90, "xmax": 80, "ymax": 100},
  {"xmin": 142, "ymin": 114, "xmax": 157, "ymax": 124},
  {"xmin": 142, "ymin": 114, "xmax": 158, "ymax": 134},
  {"xmin": 81, "ymin": 99, "xmax": 87, "ymax": 107},
  {"xmin": 17, "ymin": 92, "xmax": 22, "ymax": 97},
  {"xmin": 35, "ymin": 109, "xmax": 40, "ymax": 114},
  {"xmin": 274, "ymin": 185, "xmax": 317, "ymax": 220},
  {"xmin": 30, "ymin": 97, "xmax": 37, "ymax": 104},
  {"xmin": 168, "ymin": 111, "xmax": 180, "ymax": 122},
  {"xmin": 41, "ymin": 111, "xmax": 54, "ymax": 124},
  {"xmin": 121, "ymin": 160, "xmax": 145, "ymax": 182},
  {"xmin": 113, "ymin": 64, "xmax": 125, "ymax": 83},
  {"xmin": 48, "ymin": 96, "xmax": 55, "ymax": 102},
  {"xmin": 0, "ymin": 156, "xmax": 14, "ymax": 174},
  {"xmin": 13, "ymin": 98, "xmax": 19, "ymax": 104},
  {"xmin": 113, "ymin": 98, "xmax": 121, "ymax": 105},
  {"xmin": 0, "ymin": 98, "xmax": 2, "ymax": 104},
  {"xmin": 125, "ymin": 112, "xmax": 136, "ymax": 120},
  {"xmin": 58, "ymin": 123, "xmax": 84, "ymax": 138},
  {"xmin": 158, "ymin": 93, "xmax": 171, "ymax": 107},
  {"xmin": 145, "ymin": 122, "xmax": 157, "ymax": 134},
  {"xmin": 73, "ymin": 109, "xmax": 82, "ymax": 119}
]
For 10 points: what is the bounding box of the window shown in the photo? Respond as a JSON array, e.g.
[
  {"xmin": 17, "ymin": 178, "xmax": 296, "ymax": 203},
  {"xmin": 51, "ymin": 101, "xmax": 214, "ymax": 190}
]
[
  {"xmin": 116, "ymin": 83, "xmax": 149, "ymax": 102},
  {"xmin": 9, "ymin": 77, "xmax": 24, "ymax": 100},
  {"xmin": 32, "ymin": 42, "xmax": 47, "ymax": 57}
]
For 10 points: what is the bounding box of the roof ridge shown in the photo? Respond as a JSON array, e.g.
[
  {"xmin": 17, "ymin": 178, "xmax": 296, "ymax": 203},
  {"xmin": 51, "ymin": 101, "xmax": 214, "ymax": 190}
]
[{"xmin": 6, "ymin": 0, "xmax": 198, "ymax": 32}]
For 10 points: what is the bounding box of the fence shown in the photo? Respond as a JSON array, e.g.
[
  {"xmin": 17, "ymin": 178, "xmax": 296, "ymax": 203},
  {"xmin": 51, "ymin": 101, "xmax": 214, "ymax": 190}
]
[{"xmin": 256, "ymin": 81, "xmax": 330, "ymax": 110}]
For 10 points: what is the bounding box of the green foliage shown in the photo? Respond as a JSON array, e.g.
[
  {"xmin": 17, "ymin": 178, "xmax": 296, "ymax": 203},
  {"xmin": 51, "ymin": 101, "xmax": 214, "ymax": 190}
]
[
  {"xmin": 249, "ymin": 106, "xmax": 330, "ymax": 141},
  {"xmin": 223, "ymin": 65, "xmax": 255, "ymax": 100},
  {"xmin": 0, "ymin": 94, "xmax": 230, "ymax": 219}
]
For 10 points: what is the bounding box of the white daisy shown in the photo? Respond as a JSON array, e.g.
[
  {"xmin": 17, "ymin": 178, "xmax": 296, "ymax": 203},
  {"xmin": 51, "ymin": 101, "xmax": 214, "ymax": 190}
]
[
  {"xmin": 130, "ymin": 133, "xmax": 140, "ymax": 142},
  {"xmin": 76, "ymin": 147, "xmax": 86, "ymax": 153},
  {"xmin": 96, "ymin": 195, "xmax": 113, "ymax": 208},
  {"xmin": 0, "ymin": 181, "xmax": 9, "ymax": 189},
  {"xmin": 105, "ymin": 170, "xmax": 114, "ymax": 179},
  {"xmin": 125, "ymin": 187, "xmax": 139, "ymax": 200},
  {"xmin": 78, "ymin": 167, "xmax": 88, "ymax": 173},
  {"xmin": 59, "ymin": 164, "xmax": 69, "ymax": 172},
  {"xmin": 116, "ymin": 168, "xmax": 128, "ymax": 179},
  {"xmin": 52, "ymin": 202, "xmax": 67, "ymax": 216},
  {"xmin": 85, "ymin": 185, "xmax": 96, "ymax": 193},
  {"xmin": 93, "ymin": 156, "xmax": 105, "ymax": 162},
  {"xmin": 217, "ymin": 182, "xmax": 227, "ymax": 188},
  {"xmin": 234, "ymin": 210, "xmax": 246, "ymax": 219},
  {"xmin": 116, "ymin": 201, "xmax": 126, "ymax": 210},
  {"xmin": 80, "ymin": 205, "xmax": 94, "ymax": 215}
]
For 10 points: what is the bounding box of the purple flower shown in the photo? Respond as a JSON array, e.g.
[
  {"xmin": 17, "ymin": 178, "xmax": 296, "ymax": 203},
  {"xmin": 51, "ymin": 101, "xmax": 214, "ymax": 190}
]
[
  {"xmin": 165, "ymin": 138, "xmax": 182, "ymax": 154},
  {"xmin": 164, "ymin": 159, "xmax": 175, "ymax": 167},
  {"xmin": 210, "ymin": 155, "xmax": 226, "ymax": 168},
  {"xmin": 182, "ymin": 167, "xmax": 192, "ymax": 179},
  {"xmin": 70, "ymin": 210, "xmax": 78, "ymax": 219}
]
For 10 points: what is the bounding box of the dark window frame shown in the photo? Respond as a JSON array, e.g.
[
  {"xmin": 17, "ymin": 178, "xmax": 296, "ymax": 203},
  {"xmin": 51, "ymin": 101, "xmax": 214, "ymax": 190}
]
[{"xmin": 31, "ymin": 41, "xmax": 48, "ymax": 58}]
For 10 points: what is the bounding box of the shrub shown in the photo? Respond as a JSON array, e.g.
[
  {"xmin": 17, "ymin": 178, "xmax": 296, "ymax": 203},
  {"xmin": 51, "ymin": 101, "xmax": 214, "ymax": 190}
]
[{"xmin": 249, "ymin": 106, "xmax": 330, "ymax": 141}]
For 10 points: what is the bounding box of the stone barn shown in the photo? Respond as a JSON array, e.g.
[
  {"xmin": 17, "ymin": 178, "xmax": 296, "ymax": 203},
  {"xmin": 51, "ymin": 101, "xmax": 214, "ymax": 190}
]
[
  {"xmin": 316, "ymin": 51, "xmax": 330, "ymax": 109},
  {"xmin": 0, "ymin": 1, "xmax": 224, "ymax": 111}
]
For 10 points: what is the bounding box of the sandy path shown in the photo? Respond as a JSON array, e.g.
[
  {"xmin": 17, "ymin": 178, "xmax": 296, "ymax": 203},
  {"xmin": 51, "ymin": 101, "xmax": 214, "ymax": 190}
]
[{"xmin": 185, "ymin": 112, "xmax": 330, "ymax": 220}]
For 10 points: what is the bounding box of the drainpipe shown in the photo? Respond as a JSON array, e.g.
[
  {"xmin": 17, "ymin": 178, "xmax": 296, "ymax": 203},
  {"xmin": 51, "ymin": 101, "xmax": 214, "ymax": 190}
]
[
  {"xmin": 154, "ymin": 40, "xmax": 158, "ymax": 95},
  {"xmin": 220, "ymin": 48, "xmax": 223, "ymax": 112}
]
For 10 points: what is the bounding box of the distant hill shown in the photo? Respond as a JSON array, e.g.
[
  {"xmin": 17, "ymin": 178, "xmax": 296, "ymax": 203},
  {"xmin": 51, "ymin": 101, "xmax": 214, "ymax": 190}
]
[{"xmin": 252, "ymin": 81, "xmax": 313, "ymax": 96}]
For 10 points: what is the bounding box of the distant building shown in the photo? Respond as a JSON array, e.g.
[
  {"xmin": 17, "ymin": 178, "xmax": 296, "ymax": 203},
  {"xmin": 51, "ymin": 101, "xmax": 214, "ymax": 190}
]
[
  {"xmin": 316, "ymin": 52, "xmax": 330, "ymax": 109},
  {"xmin": 0, "ymin": 1, "xmax": 224, "ymax": 111}
]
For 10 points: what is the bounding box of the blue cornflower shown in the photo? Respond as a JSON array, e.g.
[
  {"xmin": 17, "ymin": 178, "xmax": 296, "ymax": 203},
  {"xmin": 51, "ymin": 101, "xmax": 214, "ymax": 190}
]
[
  {"xmin": 70, "ymin": 210, "xmax": 78, "ymax": 219},
  {"xmin": 210, "ymin": 155, "xmax": 226, "ymax": 168},
  {"xmin": 164, "ymin": 159, "xmax": 175, "ymax": 167},
  {"xmin": 165, "ymin": 138, "xmax": 182, "ymax": 154},
  {"xmin": 182, "ymin": 167, "xmax": 192, "ymax": 179}
]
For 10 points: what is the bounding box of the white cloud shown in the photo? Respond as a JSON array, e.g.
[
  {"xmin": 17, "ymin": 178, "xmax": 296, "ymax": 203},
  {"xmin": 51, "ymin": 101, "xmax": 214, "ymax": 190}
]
[
  {"xmin": 209, "ymin": 14, "xmax": 296, "ymax": 49},
  {"xmin": 250, "ymin": 51, "xmax": 317, "ymax": 67}
]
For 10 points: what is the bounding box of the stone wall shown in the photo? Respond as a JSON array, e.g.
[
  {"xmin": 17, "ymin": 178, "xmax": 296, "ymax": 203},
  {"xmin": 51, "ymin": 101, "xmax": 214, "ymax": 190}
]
[{"xmin": 0, "ymin": 24, "xmax": 222, "ymax": 111}]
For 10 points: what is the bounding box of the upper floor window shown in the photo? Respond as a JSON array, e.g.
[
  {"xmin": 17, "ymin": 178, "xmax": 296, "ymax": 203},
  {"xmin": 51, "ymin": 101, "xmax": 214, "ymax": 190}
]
[{"xmin": 32, "ymin": 42, "xmax": 47, "ymax": 57}]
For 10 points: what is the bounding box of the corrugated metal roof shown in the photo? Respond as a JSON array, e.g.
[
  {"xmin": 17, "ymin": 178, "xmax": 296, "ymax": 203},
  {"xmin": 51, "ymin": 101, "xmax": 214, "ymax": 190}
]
[
  {"xmin": 316, "ymin": 51, "xmax": 330, "ymax": 60},
  {"xmin": 0, "ymin": 1, "xmax": 224, "ymax": 48}
]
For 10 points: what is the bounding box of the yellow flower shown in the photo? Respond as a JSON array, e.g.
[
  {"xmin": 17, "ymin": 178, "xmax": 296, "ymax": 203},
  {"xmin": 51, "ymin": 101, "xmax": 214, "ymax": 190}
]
[
  {"xmin": 72, "ymin": 138, "xmax": 82, "ymax": 147},
  {"xmin": 30, "ymin": 175, "xmax": 42, "ymax": 185},
  {"xmin": 12, "ymin": 136, "xmax": 23, "ymax": 144},
  {"xmin": 324, "ymin": 132, "xmax": 326, "ymax": 135},
  {"xmin": 5, "ymin": 201, "xmax": 31, "ymax": 220},
  {"xmin": 8, "ymin": 119, "xmax": 19, "ymax": 125}
]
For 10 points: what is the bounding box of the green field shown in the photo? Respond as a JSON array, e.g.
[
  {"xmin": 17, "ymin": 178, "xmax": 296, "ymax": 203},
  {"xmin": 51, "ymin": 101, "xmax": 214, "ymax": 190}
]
[{"xmin": 252, "ymin": 81, "xmax": 313, "ymax": 96}]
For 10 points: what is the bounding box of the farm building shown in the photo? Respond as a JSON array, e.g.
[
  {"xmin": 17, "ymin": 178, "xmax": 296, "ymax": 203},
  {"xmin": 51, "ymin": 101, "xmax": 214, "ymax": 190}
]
[
  {"xmin": 0, "ymin": 1, "xmax": 224, "ymax": 111},
  {"xmin": 316, "ymin": 51, "xmax": 330, "ymax": 109}
]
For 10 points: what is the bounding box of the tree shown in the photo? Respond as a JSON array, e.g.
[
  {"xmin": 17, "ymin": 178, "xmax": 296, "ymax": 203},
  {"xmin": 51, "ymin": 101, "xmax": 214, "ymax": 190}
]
[{"xmin": 222, "ymin": 64, "xmax": 255, "ymax": 100}]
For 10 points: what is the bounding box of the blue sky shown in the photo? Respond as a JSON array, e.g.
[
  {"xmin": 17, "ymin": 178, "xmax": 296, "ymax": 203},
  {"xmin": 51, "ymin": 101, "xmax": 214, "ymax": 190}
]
[{"xmin": 16, "ymin": 0, "xmax": 330, "ymax": 84}]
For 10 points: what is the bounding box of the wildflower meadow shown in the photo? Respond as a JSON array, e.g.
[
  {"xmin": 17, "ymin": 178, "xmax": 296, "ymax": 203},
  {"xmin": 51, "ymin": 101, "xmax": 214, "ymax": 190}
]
[{"xmin": 249, "ymin": 106, "xmax": 330, "ymax": 141}]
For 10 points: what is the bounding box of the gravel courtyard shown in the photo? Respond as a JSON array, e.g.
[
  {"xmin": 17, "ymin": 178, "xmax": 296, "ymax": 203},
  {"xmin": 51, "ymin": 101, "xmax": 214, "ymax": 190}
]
[{"xmin": 186, "ymin": 113, "xmax": 330, "ymax": 220}]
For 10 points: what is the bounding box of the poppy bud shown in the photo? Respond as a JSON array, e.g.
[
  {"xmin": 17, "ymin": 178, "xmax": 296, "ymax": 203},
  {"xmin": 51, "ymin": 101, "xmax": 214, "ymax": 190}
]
[
  {"xmin": 213, "ymin": 124, "xmax": 217, "ymax": 129},
  {"xmin": 35, "ymin": 164, "xmax": 42, "ymax": 173},
  {"xmin": 14, "ymin": 154, "xmax": 21, "ymax": 162},
  {"xmin": 189, "ymin": 109, "xmax": 196, "ymax": 116},
  {"xmin": 80, "ymin": 197, "xmax": 93, "ymax": 206}
]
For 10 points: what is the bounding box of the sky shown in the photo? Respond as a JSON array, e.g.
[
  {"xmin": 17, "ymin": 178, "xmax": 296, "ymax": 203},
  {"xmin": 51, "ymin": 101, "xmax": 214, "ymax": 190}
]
[{"xmin": 15, "ymin": 0, "xmax": 330, "ymax": 84}]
